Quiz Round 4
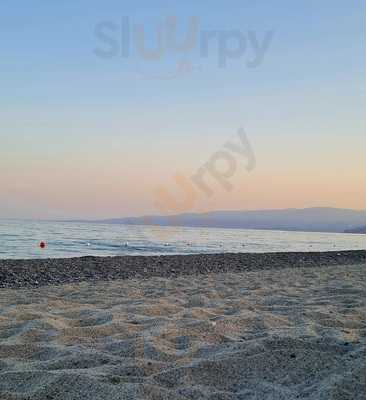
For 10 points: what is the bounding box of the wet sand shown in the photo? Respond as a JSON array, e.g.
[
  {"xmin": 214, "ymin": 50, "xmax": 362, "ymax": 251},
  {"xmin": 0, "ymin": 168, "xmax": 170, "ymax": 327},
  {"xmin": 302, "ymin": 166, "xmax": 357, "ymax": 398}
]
[{"xmin": 0, "ymin": 255, "xmax": 365, "ymax": 399}]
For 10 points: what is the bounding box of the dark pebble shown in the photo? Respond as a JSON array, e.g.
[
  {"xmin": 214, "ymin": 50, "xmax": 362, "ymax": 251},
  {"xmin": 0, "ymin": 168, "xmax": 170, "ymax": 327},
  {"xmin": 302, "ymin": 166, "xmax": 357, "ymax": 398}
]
[{"xmin": 0, "ymin": 250, "xmax": 365, "ymax": 289}]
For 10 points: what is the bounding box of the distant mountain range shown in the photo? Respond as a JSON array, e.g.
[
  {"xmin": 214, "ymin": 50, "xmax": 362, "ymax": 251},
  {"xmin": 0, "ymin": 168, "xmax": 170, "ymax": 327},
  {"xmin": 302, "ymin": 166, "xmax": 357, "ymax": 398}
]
[
  {"xmin": 86, "ymin": 207, "xmax": 366, "ymax": 234},
  {"xmin": 345, "ymin": 226, "xmax": 366, "ymax": 234}
]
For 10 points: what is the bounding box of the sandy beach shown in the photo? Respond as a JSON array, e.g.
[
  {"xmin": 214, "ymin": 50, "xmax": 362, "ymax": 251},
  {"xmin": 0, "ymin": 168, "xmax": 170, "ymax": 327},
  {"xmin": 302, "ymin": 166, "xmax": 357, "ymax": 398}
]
[{"xmin": 0, "ymin": 254, "xmax": 365, "ymax": 399}]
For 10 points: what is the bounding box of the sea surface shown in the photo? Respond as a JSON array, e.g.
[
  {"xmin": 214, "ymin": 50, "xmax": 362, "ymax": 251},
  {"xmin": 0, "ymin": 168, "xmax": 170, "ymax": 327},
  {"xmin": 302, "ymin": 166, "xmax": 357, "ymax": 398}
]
[{"xmin": 1, "ymin": 220, "xmax": 366, "ymax": 260}]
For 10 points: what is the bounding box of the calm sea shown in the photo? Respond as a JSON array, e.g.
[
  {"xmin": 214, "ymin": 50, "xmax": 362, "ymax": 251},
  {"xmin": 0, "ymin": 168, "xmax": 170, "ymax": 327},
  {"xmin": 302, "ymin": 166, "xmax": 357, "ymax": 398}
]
[{"xmin": 0, "ymin": 220, "xmax": 365, "ymax": 260}]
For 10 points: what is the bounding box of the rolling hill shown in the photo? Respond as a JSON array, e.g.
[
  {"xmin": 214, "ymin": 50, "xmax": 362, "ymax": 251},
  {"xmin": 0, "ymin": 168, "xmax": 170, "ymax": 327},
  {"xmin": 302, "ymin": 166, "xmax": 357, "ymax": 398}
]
[{"xmin": 93, "ymin": 207, "xmax": 366, "ymax": 233}]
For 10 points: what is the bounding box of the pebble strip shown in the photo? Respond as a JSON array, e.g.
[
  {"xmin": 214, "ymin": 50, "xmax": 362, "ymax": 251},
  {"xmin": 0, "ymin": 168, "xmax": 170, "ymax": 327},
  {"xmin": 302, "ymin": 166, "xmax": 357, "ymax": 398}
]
[{"xmin": 0, "ymin": 250, "xmax": 366, "ymax": 289}]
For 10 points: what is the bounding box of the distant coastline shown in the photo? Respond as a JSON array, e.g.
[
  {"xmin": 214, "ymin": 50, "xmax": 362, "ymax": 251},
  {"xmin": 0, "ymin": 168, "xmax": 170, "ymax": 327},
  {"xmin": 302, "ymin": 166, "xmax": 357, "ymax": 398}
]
[
  {"xmin": 345, "ymin": 226, "xmax": 366, "ymax": 234},
  {"xmin": 66, "ymin": 207, "xmax": 366, "ymax": 234}
]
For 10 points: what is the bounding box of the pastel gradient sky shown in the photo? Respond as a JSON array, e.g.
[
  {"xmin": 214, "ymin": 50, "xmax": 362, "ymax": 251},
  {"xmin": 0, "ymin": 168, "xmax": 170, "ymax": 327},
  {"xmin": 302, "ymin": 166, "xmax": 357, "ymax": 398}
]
[{"xmin": 1, "ymin": 0, "xmax": 365, "ymax": 219}]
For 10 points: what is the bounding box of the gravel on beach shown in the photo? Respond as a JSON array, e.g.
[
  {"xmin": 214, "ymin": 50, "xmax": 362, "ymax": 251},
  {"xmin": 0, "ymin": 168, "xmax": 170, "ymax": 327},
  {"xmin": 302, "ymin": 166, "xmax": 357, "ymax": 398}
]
[{"xmin": 1, "ymin": 250, "xmax": 366, "ymax": 289}]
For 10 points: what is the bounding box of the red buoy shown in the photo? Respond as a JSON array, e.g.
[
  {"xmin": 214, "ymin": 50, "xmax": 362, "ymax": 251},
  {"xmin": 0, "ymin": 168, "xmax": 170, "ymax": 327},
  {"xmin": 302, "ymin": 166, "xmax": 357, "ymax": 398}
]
[{"xmin": 39, "ymin": 241, "xmax": 46, "ymax": 249}]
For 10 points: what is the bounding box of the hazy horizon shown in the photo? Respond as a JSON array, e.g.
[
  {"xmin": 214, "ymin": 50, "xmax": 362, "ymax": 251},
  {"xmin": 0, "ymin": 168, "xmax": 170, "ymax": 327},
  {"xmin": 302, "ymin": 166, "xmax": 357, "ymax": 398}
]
[{"xmin": 2, "ymin": 206, "xmax": 366, "ymax": 223}]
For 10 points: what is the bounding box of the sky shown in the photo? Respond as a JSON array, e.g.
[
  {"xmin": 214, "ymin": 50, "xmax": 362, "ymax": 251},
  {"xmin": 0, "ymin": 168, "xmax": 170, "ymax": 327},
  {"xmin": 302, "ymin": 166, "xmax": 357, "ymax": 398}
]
[{"xmin": 1, "ymin": 0, "xmax": 366, "ymax": 219}]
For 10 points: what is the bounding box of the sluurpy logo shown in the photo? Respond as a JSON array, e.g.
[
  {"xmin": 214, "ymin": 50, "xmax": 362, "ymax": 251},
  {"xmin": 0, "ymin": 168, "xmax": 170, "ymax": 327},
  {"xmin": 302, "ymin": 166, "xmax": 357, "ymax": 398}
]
[
  {"xmin": 93, "ymin": 16, "xmax": 275, "ymax": 79},
  {"xmin": 133, "ymin": 127, "xmax": 256, "ymax": 242},
  {"xmin": 154, "ymin": 127, "xmax": 256, "ymax": 216}
]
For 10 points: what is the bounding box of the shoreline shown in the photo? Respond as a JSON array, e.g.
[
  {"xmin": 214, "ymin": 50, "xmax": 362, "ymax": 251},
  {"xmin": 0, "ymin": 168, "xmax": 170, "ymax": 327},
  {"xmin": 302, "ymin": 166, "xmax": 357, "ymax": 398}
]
[{"xmin": 1, "ymin": 249, "xmax": 366, "ymax": 289}]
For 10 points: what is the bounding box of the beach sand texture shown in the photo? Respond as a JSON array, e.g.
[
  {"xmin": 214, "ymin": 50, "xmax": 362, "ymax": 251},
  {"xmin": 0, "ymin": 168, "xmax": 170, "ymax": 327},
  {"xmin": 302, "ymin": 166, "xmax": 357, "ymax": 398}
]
[{"xmin": 0, "ymin": 264, "xmax": 365, "ymax": 399}]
